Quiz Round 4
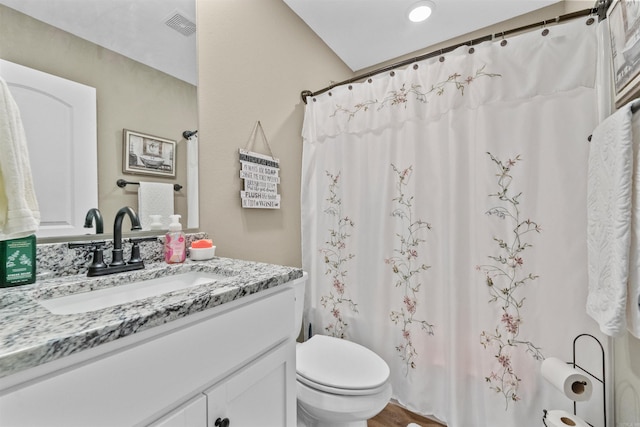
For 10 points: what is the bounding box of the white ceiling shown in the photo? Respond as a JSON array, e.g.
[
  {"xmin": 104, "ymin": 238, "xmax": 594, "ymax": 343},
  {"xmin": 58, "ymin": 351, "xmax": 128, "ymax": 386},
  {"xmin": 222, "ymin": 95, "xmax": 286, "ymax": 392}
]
[
  {"xmin": 283, "ymin": 0, "xmax": 563, "ymax": 71},
  {"xmin": 1, "ymin": 0, "xmax": 563, "ymax": 84},
  {"xmin": 0, "ymin": 0, "xmax": 197, "ymax": 85}
]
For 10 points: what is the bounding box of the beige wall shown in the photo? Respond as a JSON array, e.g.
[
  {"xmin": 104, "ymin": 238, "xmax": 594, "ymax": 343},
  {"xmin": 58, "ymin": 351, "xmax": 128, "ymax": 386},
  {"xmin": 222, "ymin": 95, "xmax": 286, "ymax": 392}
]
[
  {"xmin": 0, "ymin": 4, "xmax": 197, "ymax": 230},
  {"xmin": 196, "ymin": 0, "xmax": 353, "ymax": 267}
]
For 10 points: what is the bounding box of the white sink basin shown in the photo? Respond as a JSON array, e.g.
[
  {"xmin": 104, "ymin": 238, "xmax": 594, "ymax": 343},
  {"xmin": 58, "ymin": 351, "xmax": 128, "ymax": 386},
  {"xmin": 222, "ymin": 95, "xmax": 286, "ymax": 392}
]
[{"xmin": 38, "ymin": 271, "xmax": 232, "ymax": 315}]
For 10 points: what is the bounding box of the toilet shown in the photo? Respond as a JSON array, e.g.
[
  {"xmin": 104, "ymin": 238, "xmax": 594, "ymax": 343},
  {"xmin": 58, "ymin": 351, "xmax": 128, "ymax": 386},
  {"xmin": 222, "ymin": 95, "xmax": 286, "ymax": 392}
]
[{"xmin": 292, "ymin": 275, "xmax": 392, "ymax": 427}]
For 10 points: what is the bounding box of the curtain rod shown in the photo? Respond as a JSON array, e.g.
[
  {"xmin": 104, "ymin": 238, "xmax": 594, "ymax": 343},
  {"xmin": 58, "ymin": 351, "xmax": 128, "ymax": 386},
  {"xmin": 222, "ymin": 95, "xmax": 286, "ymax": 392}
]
[{"xmin": 301, "ymin": 7, "xmax": 599, "ymax": 104}]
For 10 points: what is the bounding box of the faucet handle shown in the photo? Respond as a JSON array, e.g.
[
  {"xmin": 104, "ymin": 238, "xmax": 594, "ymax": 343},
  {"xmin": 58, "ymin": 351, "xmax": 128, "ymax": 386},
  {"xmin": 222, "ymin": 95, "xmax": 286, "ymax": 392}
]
[
  {"xmin": 126, "ymin": 237, "xmax": 158, "ymax": 265},
  {"xmin": 68, "ymin": 241, "xmax": 108, "ymax": 275},
  {"xmin": 88, "ymin": 248, "xmax": 108, "ymax": 274},
  {"xmin": 68, "ymin": 240, "xmax": 106, "ymax": 250},
  {"xmin": 128, "ymin": 241, "xmax": 143, "ymax": 266},
  {"xmin": 128, "ymin": 236, "xmax": 159, "ymax": 244}
]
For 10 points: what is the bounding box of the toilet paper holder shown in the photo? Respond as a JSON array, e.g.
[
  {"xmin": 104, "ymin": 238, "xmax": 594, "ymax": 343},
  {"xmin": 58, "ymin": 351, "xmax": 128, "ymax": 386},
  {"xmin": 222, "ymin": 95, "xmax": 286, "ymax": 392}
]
[{"xmin": 542, "ymin": 333, "xmax": 606, "ymax": 427}]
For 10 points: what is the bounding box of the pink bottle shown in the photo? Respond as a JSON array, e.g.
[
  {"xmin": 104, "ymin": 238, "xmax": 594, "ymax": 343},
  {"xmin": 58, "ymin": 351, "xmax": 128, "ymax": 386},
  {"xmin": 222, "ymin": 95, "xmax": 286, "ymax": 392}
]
[{"xmin": 164, "ymin": 214, "xmax": 186, "ymax": 264}]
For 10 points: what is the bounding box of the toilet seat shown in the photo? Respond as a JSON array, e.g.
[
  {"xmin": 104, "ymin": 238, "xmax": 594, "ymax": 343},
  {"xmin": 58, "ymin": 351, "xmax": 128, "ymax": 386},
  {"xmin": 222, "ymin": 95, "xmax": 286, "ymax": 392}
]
[
  {"xmin": 297, "ymin": 374, "xmax": 390, "ymax": 396},
  {"xmin": 296, "ymin": 335, "xmax": 390, "ymax": 396}
]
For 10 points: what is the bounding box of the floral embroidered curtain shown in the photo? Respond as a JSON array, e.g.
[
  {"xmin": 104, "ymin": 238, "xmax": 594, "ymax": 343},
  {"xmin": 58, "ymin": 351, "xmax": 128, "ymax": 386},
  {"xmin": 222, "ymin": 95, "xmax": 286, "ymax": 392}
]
[{"xmin": 301, "ymin": 18, "xmax": 609, "ymax": 427}]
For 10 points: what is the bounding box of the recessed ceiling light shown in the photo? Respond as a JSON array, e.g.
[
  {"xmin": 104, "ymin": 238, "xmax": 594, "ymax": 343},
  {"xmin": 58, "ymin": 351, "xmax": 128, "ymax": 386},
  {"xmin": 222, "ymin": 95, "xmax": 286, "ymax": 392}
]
[{"xmin": 408, "ymin": 1, "xmax": 434, "ymax": 23}]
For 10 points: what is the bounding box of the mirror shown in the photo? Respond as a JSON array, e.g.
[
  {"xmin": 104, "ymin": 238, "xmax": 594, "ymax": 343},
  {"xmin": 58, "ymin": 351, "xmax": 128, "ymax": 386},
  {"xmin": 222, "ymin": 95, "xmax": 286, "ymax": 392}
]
[{"xmin": 0, "ymin": 0, "xmax": 198, "ymax": 241}]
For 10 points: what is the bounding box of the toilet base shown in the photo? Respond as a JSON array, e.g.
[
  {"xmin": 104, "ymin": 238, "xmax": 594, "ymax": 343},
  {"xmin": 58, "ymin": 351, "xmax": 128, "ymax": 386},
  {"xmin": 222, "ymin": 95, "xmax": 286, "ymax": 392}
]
[
  {"xmin": 296, "ymin": 380, "xmax": 391, "ymax": 427},
  {"xmin": 297, "ymin": 404, "xmax": 367, "ymax": 427}
]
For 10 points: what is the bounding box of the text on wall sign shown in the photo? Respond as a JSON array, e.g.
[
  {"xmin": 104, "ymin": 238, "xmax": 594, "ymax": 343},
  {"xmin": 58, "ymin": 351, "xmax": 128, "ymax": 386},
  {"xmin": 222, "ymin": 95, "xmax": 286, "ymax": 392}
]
[{"xmin": 239, "ymin": 121, "xmax": 281, "ymax": 209}]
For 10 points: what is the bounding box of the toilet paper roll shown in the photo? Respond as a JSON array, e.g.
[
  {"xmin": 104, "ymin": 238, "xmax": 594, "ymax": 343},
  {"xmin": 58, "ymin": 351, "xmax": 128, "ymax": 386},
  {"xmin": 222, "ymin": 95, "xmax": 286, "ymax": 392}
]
[
  {"xmin": 541, "ymin": 357, "xmax": 592, "ymax": 401},
  {"xmin": 544, "ymin": 409, "xmax": 589, "ymax": 427}
]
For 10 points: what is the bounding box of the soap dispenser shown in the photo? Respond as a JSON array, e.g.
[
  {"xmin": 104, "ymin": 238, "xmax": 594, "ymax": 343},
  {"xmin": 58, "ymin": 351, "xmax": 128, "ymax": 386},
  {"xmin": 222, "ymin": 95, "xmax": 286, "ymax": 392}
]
[{"xmin": 164, "ymin": 214, "xmax": 186, "ymax": 264}]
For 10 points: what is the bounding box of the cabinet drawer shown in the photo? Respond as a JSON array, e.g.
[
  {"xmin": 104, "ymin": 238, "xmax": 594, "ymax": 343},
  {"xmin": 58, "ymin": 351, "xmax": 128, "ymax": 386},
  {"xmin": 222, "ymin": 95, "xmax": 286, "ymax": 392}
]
[{"xmin": 0, "ymin": 287, "xmax": 294, "ymax": 427}]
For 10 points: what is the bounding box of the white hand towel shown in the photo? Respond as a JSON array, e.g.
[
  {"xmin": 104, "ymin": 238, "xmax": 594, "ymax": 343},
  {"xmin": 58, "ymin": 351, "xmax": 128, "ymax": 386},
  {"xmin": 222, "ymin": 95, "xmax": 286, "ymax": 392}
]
[
  {"xmin": 138, "ymin": 182, "xmax": 174, "ymax": 230},
  {"xmin": 627, "ymin": 105, "xmax": 640, "ymax": 338},
  {"xmin": 0, "ymin": 76, "xmax": 40, "ymax": 240},
  {"xmin": 586, "ymin": 101, "xmax": 634, "ymax": 336},
  {"xmin": 187, "ymin": 134, "xmax": 199, "ymax": 229}
]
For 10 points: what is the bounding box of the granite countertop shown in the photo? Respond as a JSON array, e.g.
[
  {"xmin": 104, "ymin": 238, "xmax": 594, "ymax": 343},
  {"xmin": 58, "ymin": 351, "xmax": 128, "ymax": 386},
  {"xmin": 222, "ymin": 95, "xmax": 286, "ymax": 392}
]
[{"xmin": 0, "ymin": 257, "xmax": 303, "ymax": 380}]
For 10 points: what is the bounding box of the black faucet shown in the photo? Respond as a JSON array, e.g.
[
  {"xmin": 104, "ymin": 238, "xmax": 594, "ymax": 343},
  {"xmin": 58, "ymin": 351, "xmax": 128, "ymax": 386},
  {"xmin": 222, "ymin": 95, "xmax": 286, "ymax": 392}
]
[
  {"xmin": 83, "ymin": 208, "xmax": 104, "ymax": 234},
  {"xmin": 110, "ymin": 206, "xmax": 142, "ymax": 267},
  {"xmin": 69, "ymin": 207, "xmax": 158, "ymax": 277}
]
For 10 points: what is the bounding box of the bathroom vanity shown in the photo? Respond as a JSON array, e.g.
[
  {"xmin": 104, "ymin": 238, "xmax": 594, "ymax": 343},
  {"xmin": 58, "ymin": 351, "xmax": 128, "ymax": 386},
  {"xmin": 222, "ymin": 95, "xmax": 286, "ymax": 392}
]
[{"xmin": 0, "ymin": 254, "xmax": 304, "ymax": 427}]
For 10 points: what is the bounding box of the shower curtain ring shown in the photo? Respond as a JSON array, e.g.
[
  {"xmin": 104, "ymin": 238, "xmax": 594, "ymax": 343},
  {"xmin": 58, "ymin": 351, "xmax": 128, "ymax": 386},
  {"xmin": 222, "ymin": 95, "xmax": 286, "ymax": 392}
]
[
  {"xmin": 542, "ymin": 20, "xmax": 549, "ymax": 36},
  {"xmin": 500, "ymin": 32, "xmax": 507, "ymax": 47}
]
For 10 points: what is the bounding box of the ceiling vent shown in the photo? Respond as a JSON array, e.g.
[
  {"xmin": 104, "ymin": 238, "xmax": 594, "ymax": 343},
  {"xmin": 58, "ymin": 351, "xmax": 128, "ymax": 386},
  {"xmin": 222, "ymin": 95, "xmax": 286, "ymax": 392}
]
[{"xmin": 164, "ymin": 11, "xmax": 196, "ymax": 37}]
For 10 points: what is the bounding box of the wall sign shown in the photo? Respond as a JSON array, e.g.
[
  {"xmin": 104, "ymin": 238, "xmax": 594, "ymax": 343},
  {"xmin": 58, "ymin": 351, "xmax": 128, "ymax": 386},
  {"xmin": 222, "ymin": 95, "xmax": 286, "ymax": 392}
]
[{"xmin": 239, "ymin": 122, "xmax": 281, "ymax": 209}]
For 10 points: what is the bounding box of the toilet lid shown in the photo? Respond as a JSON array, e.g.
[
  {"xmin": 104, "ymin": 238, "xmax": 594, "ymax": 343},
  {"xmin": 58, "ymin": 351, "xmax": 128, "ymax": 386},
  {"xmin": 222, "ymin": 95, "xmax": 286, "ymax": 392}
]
[{"xmin": 296, "ymin": 335, "xmax": 390, "ymax": 390}]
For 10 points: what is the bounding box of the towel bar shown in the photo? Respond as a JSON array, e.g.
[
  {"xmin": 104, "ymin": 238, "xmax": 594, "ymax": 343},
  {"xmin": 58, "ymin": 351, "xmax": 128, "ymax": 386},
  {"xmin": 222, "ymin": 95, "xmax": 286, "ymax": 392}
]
[{"xmin": 116, "ymin": 179, "xmax": 182, "ymax": 192}]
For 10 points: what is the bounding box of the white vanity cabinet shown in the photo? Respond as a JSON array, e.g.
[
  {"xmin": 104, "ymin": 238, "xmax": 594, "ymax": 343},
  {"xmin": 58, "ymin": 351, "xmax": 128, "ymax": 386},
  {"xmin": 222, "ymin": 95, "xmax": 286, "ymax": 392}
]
[
  {"xmin": 0, "ymin": 284, "xmax": 297, "ymax": 427},
  {"xmin": 205, "ymin": 342, "xmax": 294, "ymax": 427},
  {"xmin": 149, "ymin": 395, "xmax": 207, "ymax": 427}
]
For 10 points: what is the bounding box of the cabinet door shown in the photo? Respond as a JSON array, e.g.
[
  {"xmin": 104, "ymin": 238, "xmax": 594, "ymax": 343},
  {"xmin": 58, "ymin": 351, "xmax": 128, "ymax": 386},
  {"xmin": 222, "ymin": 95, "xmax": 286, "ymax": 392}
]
[
  {"xmin": 206, "ymin": 342, "xmax": 296, "ymax": 427},
  {"xmin": 148, "ymin": 394, "xmax": 207, "ymax": 427}
]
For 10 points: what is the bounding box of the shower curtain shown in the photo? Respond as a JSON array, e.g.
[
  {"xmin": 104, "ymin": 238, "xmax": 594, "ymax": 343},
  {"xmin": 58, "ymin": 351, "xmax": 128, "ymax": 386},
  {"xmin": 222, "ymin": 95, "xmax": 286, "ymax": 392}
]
[{"xmin": 301, "ymin": 18, "xmax": 609, "ymax": 427}]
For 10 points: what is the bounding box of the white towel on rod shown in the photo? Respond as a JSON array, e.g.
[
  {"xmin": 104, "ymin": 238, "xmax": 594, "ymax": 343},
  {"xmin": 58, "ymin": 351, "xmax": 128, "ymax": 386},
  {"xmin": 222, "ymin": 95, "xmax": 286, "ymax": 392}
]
[
  {"xmin": 138, "ymin": 182, "xmax": 174, "ymax": 230},
  {"xmin": 187, "ymin": 134, "xmax": 199, "ymax": 229},
  {"xmin": 586, "ymin": 101, "xmax": 635, "ymax": 336},
  {"xmin": 0, "ymin": 76, "xmax": 40, "ymax": 240}
]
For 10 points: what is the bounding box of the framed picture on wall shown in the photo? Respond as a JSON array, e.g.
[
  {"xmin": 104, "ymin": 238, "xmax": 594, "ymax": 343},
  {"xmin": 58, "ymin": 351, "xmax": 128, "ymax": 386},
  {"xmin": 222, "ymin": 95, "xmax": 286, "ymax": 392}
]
[
  {"xmin": 123, "ymin": 129, "xmax": 176, "ymax": 178},
  {"xmin": 608, "ymin": 0, "xmax": 640, "ymax": 107}
]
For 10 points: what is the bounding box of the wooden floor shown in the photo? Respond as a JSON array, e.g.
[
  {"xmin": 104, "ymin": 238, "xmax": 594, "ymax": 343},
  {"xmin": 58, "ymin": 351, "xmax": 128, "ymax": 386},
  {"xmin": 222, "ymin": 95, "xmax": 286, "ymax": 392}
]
[{"xmin": 368, "ymin": 403, "xmax": 445, "ymax": 427}]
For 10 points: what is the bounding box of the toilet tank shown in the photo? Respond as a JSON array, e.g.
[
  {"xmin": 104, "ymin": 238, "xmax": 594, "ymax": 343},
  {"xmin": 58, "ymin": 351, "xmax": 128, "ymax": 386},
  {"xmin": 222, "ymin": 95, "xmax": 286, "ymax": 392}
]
[{"xmin": 289, "ymin": 272, "xmax": 307, "ymax": 339}]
